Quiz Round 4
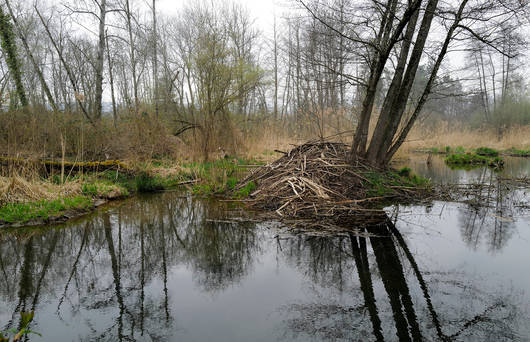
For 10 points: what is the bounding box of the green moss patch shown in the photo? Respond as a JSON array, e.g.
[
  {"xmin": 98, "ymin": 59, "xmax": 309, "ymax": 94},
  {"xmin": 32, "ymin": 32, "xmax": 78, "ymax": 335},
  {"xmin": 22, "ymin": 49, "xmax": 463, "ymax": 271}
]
[
  {"xmin": 445, "ymin": 153, "xmax": 504, "ymax": 168},
  {"xmin": 363, "ymin": 168, "xmax": 430, "ymax": 197},
  {"xmin": 0, "ymin": 196, "xmax": 93, "ymax": 224}
]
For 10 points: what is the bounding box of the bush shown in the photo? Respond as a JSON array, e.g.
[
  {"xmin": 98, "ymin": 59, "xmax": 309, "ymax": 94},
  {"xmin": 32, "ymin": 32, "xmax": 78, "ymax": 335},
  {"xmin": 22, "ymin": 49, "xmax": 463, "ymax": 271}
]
[{"xmin": 135, "ymin": 172, "xmax": 165, "ymax": 192}]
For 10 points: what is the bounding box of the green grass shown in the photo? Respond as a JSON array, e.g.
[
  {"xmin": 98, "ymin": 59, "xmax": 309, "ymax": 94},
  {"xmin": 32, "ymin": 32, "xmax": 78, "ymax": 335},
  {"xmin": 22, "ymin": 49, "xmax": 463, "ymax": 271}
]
[
  {"xmin": 504, "ymin": 148, "xmax": 530, "ymax": 157},
  {"xmin": 84, "ymin": 168, "xmax": 189, "ymax": 194},
  {"xmin": 135, "ymin": 172, "xmax": 166, "ymax": 192},
  {"xmin": 81, "ymin": 181, "xmax": 129, "ymax": 198},
  {"xmin": 185, "ymin": 158, "xmax": 262, "ymax": 196},
  {"xmin": 1, "ymin": 311, "xmax": 41, "ymax": 341},
  {"xmin": 363, "ymin": 168, "xmax": 430, "ymax": 197},
  {"xmin": 445, "ymin": 153, "xmax": 504, "ymax": 168},
  {"xmin": 423, "ymin": 146, "xmax": 466, "ymax": 154},
  {"xmin": 0, "ymin": 196, "xmax": 93, "ymax": 224},
  {"xmin": 475, "ymin": 147, "xmax": 499, "ymax": 157},
  {"xmin": 234, "ymin": 181, "xmax": 257, "ymax": 199},
  {"xmin": 428, "ymin": 147, "xmax": 439, "ymax": 153},
  {"xmin": 397, "ymin": 167, "xmax": 412, "ymax": 177}
]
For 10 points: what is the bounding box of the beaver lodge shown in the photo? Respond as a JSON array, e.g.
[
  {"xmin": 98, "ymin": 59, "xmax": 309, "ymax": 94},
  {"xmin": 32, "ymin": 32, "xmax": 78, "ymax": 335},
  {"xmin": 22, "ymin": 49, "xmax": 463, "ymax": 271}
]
[{"xmin": 235, "ymin": 141, "xmax": 431, "ymax": 227}]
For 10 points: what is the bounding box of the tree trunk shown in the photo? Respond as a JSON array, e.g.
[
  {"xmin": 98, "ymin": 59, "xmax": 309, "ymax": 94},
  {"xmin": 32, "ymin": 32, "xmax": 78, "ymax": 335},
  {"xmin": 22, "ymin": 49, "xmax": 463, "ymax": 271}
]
[
  {"xmin": 5, "ymin": 0, "xmax": 56, "ymax": 111},
  {"xmin": 0, "ymin": 5, "xmax": 27, "ymax": 108},
  {"xmin": 152, "ymin": 0, "xmax": 159, "ymax": 117},
  {"xmin": 105, "ymin": 30, "xmax": 118, "ymax": 126},
  {"xmin": 367, "ymin": 0, "xmax": 439, "ymax": 167},
  {"xmin": 94, "ymin": 0, "xmax": 107, "ymax": 119}
]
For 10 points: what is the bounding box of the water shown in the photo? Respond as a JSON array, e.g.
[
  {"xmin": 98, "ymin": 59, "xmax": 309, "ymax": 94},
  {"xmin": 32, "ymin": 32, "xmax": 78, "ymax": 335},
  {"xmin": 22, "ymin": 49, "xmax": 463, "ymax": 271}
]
[{"xmin": 0, "ymin": 156, "xmax": 529, "ymax": 341}]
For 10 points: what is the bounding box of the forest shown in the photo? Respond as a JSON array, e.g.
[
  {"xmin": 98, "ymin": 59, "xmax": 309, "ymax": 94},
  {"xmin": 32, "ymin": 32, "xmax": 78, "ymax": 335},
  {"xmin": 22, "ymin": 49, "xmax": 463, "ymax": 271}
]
[{"xmin": 0, "ymin": 0, "xmax": 527, "ymax": 161}]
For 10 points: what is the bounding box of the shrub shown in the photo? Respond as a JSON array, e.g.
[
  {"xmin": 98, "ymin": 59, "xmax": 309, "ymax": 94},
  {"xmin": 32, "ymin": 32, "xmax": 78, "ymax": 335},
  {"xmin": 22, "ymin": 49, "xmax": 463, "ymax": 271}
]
[{"xmin": 135, "ymin": 172, "xmax": 165, "ymax": 192}]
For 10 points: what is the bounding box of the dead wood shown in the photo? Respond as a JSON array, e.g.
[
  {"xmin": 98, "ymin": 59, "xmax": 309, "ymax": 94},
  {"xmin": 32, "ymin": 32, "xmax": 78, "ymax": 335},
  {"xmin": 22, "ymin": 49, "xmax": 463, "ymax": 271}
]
[{"xmin": 235, "ymin": 141, "xmax": 428, "ymax": 226}]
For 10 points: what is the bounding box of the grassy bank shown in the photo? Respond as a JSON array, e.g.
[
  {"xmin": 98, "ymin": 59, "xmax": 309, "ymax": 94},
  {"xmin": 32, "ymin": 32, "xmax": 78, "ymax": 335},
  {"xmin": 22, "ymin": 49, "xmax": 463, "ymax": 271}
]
[
  {"xmin": 0, "ymin": 196, "xmax": 93, "ymax": 224},
  {"xmin": 0, "ymin": 156, "xmax": 263, "ymax": 227},
  {"xmin": 445, "ymin": 153, "xmax": 504, "ymax": 168},
  {"xmin": 412, "ymin": 145, "xmax": 529, "ymax": 160}
]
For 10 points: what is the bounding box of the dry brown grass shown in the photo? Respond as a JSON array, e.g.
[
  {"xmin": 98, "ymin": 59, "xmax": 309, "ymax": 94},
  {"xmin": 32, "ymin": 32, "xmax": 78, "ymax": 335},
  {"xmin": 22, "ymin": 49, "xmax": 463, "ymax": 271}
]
[
  {"xmin": 0, "ymin": 176, "xmax": 81, "ymax": 207},
  {"xmin": 3, "ymin": 107, "xmax": 527, "ymax": 168},
  {"xmin": 395, "ymin": 123, "xmax": 530, "ymax": 158}
]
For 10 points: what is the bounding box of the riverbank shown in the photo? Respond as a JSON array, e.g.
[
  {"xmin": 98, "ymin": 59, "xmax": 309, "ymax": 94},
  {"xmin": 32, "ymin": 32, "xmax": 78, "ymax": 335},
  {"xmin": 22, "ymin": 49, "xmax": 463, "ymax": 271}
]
[
  {"xmin": 3, "ymin": 134, "xmax": 529, "ymax": 229},
  {"xmin": 0, "ymin": 157, "xmax": 263, "ymax": 228},
  {"xmin": 413, "ymin": 146, "xmax": 530, "ymax": 157}
]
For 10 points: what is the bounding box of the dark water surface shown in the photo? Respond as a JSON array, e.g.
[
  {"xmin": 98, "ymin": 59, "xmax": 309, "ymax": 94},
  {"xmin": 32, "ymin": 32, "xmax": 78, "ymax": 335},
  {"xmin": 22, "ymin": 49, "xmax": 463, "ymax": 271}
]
[{"xmin": 1, "ymin": 156, "xmax": 529, "ymax": 341}]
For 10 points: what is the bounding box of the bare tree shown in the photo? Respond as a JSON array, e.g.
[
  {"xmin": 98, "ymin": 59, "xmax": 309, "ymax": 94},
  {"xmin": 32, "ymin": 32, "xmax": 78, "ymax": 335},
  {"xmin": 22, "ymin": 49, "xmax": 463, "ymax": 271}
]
[{"xmin": 299, "ymin": 0, "xmax": 527, "ymax": 167}]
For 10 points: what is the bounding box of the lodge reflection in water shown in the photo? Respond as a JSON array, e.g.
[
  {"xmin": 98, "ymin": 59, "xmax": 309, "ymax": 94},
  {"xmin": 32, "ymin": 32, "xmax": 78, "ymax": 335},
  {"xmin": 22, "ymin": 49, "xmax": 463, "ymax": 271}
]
[{"xmin": 0, "ymin": 192, "xmax": 526, "ymax": 341}]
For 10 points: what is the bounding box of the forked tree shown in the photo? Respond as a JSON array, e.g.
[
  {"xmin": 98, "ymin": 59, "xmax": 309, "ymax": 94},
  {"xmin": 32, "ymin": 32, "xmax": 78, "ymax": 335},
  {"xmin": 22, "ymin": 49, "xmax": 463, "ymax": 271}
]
[{"xmin": 300, "ymin": 0, "xmax": 527, "ymax": 167}]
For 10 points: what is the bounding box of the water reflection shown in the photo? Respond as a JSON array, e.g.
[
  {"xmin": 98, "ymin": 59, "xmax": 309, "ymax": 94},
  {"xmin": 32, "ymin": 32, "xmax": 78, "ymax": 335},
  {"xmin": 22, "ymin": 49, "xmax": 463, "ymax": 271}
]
[
  {"xmin": 393, "ymin": 154, "xmax": 530, "ymax": 184},
  {"xmin": 395, "ymin": 155, "xmax": 528, "ymax": 253},
  {"xmin": 0, "ymin": 194, "xmax": 262, "ymax": 341},
  {"xmin": 278, "ymin": 219, "xmax": 525, "ymax": 341},
  {"xmin": 457, "ymin": 173, "xmax": 517, "ymax": 253},
  {"xmin": 0, "ymin": 191, "xmax": 528, "ymax": 341}
]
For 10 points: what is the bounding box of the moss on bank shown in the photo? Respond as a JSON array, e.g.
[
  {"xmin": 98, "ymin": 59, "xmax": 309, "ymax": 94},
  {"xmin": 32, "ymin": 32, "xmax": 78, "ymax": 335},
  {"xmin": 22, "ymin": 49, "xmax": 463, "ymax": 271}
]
[
  {"xmin": 475, "ymin": 147, "xmax": 499, "ymax": 157},
  {"xmin": 445, "ymin": 153, "xmax": 504, "ymax": 168},
  {"xmin": 0, "ymin": 196, "xmax": 92, "ymax": 224},
  {"xmin": 363, "ymin": 167, "xmax": 430, "ymax": 198},
  {"xmin": 504, "ymin": 148, "xmax": 530, "ymax": 157}
]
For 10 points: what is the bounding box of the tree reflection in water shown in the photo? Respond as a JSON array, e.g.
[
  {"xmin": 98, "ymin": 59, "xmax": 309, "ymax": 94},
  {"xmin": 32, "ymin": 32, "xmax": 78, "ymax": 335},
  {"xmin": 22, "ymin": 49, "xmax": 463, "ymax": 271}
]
[
  {"xmin": 457, "ymin": 168, "xmax": 522, "ymax": 253},
  {"xmin": 0, "ymin": 193, "xmax": 263, "ymax": 341},
  {"xmin": 0, "ymin": 192, "xmax": 526, "ymax": 341},
  {"xmin": 278, "ymin": 218, "xmax": 524, "ymax": 341}
]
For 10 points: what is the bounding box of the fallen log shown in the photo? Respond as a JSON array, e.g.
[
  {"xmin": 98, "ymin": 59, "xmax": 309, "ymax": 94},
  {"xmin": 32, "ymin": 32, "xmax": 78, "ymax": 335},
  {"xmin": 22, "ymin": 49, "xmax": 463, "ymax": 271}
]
[{"xmin": 0, "ymin": 156, "xmax": 134, "ymax": 175}]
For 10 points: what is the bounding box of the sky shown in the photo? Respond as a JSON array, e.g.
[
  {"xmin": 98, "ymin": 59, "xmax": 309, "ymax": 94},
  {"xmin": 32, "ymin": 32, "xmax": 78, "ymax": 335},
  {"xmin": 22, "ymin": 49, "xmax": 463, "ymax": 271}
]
[{"xmin": 157, "ymin": 0, "xmax": 281, "ymax": 34}]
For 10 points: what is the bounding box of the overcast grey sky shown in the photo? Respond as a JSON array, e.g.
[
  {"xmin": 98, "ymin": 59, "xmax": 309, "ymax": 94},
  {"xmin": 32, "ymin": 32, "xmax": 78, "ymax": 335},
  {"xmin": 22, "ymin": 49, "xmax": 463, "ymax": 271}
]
[{"xmin": 157, "ymin": 0, "xmax": 280, "ymax": 34}]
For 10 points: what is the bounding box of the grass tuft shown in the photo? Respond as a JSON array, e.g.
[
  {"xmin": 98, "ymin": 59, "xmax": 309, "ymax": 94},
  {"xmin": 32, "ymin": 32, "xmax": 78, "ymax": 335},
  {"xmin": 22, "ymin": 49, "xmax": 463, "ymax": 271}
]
[
  {"xmin": 0, "ymin": 196, "xmax": 92, "ymax": 223},
  {"xmin": 363, "ymin": 168, "xmax": 430, "ymax": 197}
]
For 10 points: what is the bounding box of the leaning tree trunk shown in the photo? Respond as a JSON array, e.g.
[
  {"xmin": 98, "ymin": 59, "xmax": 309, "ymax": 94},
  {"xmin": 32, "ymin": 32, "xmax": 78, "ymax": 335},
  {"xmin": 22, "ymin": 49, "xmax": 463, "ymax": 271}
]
[
  {"xmin": 0, "ymin": 5, "xmax": 27, "ymax": 108},
  {"xmin": 366, "ymin": 0, "xmax": 439, "ymax": 167},
  {"xmin": 5, "ymin": 0, "xmax": 56, "ymax": 111}
]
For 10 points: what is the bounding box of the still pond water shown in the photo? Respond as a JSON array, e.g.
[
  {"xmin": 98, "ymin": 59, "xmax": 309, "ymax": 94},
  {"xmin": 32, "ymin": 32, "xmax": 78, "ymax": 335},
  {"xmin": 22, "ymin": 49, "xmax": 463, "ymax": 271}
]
[{"xmin": 1, "ymin": 156, "xmax": 529, "ymax": 341}]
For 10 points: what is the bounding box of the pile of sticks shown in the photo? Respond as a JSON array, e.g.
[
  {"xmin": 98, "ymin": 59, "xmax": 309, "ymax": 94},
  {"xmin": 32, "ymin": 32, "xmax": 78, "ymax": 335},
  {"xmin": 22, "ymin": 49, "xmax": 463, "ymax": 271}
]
[{"xmin": 236, "ymin": 141, "xmax": 388, "ymax": 223}]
